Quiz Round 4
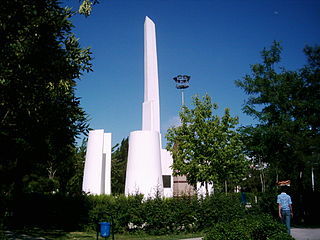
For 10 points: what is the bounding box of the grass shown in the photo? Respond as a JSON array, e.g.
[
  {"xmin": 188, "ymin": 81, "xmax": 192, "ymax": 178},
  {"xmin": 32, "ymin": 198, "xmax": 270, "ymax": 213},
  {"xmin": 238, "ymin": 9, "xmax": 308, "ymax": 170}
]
[
  {"xmin": 2, "ymin": 229, "xmax": 203, "ymax": 240},
  {"xmin": 68, "ymin": 232, "xmax": 202, "ymax": 240}
]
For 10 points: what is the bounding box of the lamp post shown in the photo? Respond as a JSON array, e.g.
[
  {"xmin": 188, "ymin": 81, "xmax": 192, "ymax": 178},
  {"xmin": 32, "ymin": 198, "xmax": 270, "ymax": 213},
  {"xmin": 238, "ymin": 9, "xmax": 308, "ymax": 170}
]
[{"xmin": 173, "ymin": 75, "xmax": 190, "ymax": 106}]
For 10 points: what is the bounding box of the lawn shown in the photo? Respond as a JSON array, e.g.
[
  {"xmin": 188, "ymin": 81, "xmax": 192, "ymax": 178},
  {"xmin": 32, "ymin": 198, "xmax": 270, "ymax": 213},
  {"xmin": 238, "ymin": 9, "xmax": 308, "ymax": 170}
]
[{"xmin": 2, "ymin": 229, "xmax": 203, "ymax": 240}]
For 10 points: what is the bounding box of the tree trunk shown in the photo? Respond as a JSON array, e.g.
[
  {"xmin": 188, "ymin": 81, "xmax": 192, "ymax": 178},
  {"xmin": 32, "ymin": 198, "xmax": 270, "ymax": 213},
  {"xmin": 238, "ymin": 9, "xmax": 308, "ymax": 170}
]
[
  {"xmin": 260, "ymin": 171, "xmax": 265, "ymax": 193},
  {"xmin": 205, "ymin": 182, "xmax": 209, "ymax": 197},
  {"xmin": 225, "ymin": 180, "xmax": 228, "ymax": 193}
]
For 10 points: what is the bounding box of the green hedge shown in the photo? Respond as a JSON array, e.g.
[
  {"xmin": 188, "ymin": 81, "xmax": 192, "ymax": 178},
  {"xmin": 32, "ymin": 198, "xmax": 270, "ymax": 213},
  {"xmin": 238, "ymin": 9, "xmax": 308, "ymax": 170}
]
[
  {"xmin": 3, "ymin": 192, "xmax": 295, "ymax": 237},
  {"xmin": 85, "ymin": 194, "xmax": 200, "ymax": 234},
  {"xmin": 198, "ymin": 193, "xmax": 248, "ymax": 229},
  {"xmin": 4, "ymin": 193, "xmax": 89, "ymax": 230},
  {"xmin": 204, "ymin": 214, "xmax": 294, "ymax": 240}
]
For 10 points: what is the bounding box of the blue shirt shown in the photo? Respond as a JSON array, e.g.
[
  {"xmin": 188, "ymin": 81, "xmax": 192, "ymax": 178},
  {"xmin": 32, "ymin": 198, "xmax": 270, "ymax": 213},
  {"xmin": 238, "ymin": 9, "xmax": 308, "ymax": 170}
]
[{"xmin": 277, "ymin": 192, "xmax": 292, "ymax": 211}]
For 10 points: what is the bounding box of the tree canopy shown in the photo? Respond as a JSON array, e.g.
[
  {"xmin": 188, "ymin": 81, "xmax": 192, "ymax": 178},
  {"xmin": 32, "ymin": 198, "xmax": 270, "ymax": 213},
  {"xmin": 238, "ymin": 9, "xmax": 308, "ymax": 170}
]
[
  {"xmin": 236, "ymin": 42, "xmax": 320, "ymax": 192},
  {"xmin": 166, "ymin": 94, "xmax": 248, "ymax": 194},
  {"xmin": 0, "ymin": 0, "xmax": 92, "ymax": 196}
]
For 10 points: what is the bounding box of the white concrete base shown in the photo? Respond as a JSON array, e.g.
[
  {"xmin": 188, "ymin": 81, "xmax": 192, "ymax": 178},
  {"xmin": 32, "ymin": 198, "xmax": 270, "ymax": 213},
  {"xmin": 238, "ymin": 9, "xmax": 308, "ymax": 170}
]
[{"xmin": 125, "ymin": 130, "xmax": 163, "ymax": 197}]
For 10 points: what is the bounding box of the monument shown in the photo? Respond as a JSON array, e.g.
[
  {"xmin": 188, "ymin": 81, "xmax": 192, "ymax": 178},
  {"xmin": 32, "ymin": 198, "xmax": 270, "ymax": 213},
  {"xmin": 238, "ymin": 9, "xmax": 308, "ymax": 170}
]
[
  {"xmin": 125, "ymin": 17, "xmax": 173, "ymax": 197},
  {"xmin": 82, "ymin": 17, "xmax": 173, "ymax": 197},
  {"xmin": 82, "ymin": 130, "xmax": 112, "ymax": 195}
]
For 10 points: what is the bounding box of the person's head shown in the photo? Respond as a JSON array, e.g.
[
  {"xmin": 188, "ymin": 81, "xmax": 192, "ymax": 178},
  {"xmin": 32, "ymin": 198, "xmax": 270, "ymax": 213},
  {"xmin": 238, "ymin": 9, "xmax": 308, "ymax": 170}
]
[{"xmin": 279, "ymin": 185, "xmax": 290, "ymax": 194}]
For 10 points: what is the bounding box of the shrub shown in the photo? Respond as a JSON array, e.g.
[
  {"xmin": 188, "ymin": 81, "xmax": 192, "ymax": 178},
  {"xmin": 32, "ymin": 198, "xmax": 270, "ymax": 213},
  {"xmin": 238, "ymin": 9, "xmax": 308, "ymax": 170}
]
[
  {"xmin": 204, "ymin": 214, "xmax": 294, "ymax": 240},
  {"xmin": 167, "ymin": 196, "xmax": 199, "ymax": 233},
  {"xmin": 6, "ymin": 191, "xmax": 297, "ymax": 238},
  {"xmin": 8, "ymin": 193, "xmax": 89, "ymax": 230},
  {"xmin": 86, "ymin": 194, "xmax": 145, "ymax": 233},
  {"xmin": 86, "ymin": 194, "xmax": 115, "ymax": 231},
  {"xmin": 255, "ymin": 190, "xmax": 278, "ymax": 218},
  {"xmin": 142, "ymin": 195, "xmax": 199, "ymax": 235},
  {"xmin": 198, "ymin": 193, "xmax": 247, "ymax": 229}
]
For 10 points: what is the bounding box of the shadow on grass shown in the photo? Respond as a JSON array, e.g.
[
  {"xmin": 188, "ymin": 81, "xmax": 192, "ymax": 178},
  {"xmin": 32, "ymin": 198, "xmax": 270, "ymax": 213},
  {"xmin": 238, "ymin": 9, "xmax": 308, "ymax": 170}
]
[
  {"xmin": 2, "ymin": 229, "xmax": 69, "ymax": 240},
  {"xmin": 1, "ymin": 229, "xmax": 202, "ymax": 240}
]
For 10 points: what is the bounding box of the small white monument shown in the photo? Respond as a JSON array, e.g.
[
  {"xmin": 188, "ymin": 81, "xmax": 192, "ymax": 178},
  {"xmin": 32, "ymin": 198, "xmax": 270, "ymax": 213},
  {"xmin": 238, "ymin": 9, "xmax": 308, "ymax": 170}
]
[{"xmin": 82, "ymin": 130, "xmax": 112, "ymax": 195}]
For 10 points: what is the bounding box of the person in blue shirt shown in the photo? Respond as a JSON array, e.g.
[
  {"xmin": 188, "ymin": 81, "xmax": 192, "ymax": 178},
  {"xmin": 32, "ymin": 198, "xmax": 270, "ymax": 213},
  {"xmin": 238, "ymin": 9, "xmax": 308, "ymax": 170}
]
[{"xmin": 277, "ymin": 186, "xmax": 293, "ymax": 234}]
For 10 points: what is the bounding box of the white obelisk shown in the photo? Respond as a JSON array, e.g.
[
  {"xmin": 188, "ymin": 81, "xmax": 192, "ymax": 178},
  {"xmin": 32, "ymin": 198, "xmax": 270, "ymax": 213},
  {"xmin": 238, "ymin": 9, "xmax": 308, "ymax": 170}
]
[
  {"xmin": 125, "ymin": 17, "xmax": 164, "ymax": 197},
  {"xmin": 142, "ymin": 16, "xmax": 160, "ymax": 132}
]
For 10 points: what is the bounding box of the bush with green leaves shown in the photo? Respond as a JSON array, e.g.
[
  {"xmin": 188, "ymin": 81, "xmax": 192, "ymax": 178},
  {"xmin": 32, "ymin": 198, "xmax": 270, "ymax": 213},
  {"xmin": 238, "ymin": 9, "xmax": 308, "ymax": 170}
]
[
  {"xmin": 142, "ymin": 196, "xmax": 199, "ymax": 235},
  {"xmin": 166, "ymin": 196, "xmax": 200, "ymax": 233},
  {"xmin": 85, "ymin": 194, "xmax": 145, "ymax": 233},
  {"xmin": 198, "ymin": 193, "xmax": 248, "ymax": 229},
  {"xmin": 7, "ymin": 193, "xmax": 89, "ymax": 230},
  {"xmin": 115, "ymin": 193, "xmax": 258, "ymax": 234},
  {"xmin": 6, "ymin": 192, "xmax": 296, "ymax": 238},
  {"xmin": 204, "ymin": 214, "xmax": 294, "ymax": 240}
]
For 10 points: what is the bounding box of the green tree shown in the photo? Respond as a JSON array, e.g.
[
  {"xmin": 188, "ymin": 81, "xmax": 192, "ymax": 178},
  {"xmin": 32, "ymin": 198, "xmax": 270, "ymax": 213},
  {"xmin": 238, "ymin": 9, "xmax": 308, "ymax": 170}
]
[
  {"xmin": 166, "ymin": 94, "xmax": 248, "ymax": 195},
  {"xmin": 66, "ymin": 138, "xmax": 88, "ymax": 195},
  {"xmin": 0, "ymin": 0, "xmax": 92, "ymax": 196},
  {"xmin": 235, "ymin": 42, "xmax": 320, "ymax": 192},
  {"xmin": 111, "ymin": 137, "xmax": 129, "ymax": 194}
]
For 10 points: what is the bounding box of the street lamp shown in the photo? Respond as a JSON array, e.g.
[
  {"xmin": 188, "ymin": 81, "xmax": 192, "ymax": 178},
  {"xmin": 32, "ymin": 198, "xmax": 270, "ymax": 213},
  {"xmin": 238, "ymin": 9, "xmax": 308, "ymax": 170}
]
[{"xmin": 173, "ymin": 75, "xmax": 190, "ymax": 105}]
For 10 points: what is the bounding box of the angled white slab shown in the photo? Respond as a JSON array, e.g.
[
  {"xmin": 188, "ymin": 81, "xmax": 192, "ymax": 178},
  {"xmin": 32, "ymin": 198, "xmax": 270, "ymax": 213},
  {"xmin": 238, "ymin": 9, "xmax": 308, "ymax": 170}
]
[{"xmin": 82, "ymin": 130, "xmax": 111, "ymax": 195}]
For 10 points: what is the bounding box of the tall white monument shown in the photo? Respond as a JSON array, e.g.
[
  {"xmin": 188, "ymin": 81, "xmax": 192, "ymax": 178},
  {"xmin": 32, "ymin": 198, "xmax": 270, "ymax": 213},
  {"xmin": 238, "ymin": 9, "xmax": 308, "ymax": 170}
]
[
  {"xmin": 142, "ymin": 16, "xmax": 160, "ymax": 133},
  {"xmin": 82, "ymin": 130, "xmax": 112, "ymax": 195},
  {"xmin": 125, "ymin": 17, "xmax": 173, "ymax": 197}
]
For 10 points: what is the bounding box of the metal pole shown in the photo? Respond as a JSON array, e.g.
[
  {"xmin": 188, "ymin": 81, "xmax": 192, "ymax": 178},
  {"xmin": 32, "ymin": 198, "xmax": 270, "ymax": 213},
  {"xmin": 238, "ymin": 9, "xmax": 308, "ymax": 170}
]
[
  {"xmin": 173, "ymin": 75, "xmax": 190, "ymax": 107},
  {"xmin": 181, "ymin": 90, "xmax": 184, "ymax": 106}
]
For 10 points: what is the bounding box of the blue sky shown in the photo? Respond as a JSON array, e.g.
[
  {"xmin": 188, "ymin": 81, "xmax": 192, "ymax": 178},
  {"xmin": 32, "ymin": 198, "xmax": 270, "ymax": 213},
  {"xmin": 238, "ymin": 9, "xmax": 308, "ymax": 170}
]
[{"xmin": 68, "ymin": 0, "xmax": 320, "ymax": 147}]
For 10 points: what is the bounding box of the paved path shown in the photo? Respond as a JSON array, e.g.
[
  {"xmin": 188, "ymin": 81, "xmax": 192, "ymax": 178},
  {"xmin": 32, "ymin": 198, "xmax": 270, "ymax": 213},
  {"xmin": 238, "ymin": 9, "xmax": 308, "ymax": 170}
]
[
  {"xmin": 3, "ymin": 231, "xmax": 46, "ymax": 240},
  {"xmin": 181, "ymin": 238, "xmax": 202, "ymax": 240},
  {"xmin": 292, "ymin": 228, "xmax": 320, "ymax": 240}
]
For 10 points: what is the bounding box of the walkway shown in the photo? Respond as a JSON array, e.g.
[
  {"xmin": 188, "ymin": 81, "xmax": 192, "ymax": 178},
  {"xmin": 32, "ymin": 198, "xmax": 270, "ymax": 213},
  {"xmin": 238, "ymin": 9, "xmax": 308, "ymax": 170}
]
[
  {"xmin": 292, "ymin": 228, "xmax": 320, "ymax": 240},
  {"xmin": 181, "ymin": 238, "xmax": 202, "ymax": 240}
]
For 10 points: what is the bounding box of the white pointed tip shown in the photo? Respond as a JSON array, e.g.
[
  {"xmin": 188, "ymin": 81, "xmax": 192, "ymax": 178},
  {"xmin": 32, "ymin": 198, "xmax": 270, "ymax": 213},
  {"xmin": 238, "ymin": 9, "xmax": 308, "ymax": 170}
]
[{"xmin": 145, "ymin": 16, "xmax": 154, "ymax": 24}]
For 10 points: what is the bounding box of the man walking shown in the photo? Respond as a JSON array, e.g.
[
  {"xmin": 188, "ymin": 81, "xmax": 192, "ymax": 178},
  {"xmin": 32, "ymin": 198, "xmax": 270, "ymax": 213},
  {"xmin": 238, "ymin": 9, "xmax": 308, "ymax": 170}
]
[{"xmin": 277, "ymin": 186, "xmax": 293, "ymax": 235}]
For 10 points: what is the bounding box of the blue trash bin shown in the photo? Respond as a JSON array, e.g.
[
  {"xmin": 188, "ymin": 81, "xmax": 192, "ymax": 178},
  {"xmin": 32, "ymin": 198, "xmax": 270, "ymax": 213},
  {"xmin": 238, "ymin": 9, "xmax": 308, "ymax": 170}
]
[{"xmin": 99, "ymin": 222, "xmax": 111, "ymax": 238}]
